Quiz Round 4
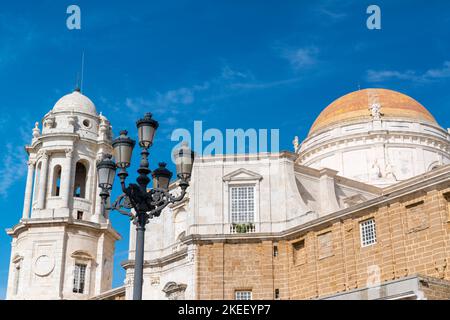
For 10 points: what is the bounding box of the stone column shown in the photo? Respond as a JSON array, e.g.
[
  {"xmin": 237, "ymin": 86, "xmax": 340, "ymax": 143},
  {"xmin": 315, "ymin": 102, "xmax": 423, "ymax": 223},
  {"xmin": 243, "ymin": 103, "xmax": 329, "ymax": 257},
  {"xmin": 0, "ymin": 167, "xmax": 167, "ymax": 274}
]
[
  {"xmin": 37, "ymin": 151, "xmax": 49, "ymax": 210},
  {"xmin": 94, "ymin": 234, "xmax": 105, "ymax": 295},
  {"xmin": 22, "ymin": 160, "xmax": 35, "ymax": 219},
  {"xmin": 94, "ymin": 154, "xmax": 107, "ymax": 222},
  {"xmin": 61, "ymin": 149, "xmax": 73, "ymax": 208}
]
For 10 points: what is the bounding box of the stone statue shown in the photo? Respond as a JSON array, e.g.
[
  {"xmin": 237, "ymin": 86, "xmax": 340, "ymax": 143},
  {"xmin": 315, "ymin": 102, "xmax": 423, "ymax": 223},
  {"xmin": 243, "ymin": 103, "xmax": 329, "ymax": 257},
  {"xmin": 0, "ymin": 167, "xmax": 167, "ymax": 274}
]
[
  {"xmin": 370, "ymin": 159, "xmax": 382, "ymax": 179},
  {"xmin": 292, "ymin": 136, "xmax": 300, "ymax": 153},
  {"xmin": 384, "ymin": 162, "xmax": 397, "ymax": 181},
  {"xmin": 369, "ymin": 103, "xmax": 382, "ymax": 120}
]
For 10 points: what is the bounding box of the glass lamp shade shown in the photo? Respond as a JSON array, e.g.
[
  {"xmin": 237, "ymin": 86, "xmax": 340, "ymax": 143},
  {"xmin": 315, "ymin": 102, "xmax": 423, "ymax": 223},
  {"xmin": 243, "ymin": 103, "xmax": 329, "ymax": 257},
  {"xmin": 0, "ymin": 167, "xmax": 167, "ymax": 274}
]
[
  {"xmin": 112, "ymin": 130, "xmax": 136, "ymax": 168},
  {"xmin": 152, "ymin": 162, "xmax": 173, "ymax": 190},
  {"xmin": 173, "ymin": 142, "xmax": 195, "ymax": 180},
  {"xmin": 136, "ymin": 113, "xmax": 159, "ymax": 148},
  {"xmin": 96, "ymin": 154, "xmax": 117, "ymax": 190}
]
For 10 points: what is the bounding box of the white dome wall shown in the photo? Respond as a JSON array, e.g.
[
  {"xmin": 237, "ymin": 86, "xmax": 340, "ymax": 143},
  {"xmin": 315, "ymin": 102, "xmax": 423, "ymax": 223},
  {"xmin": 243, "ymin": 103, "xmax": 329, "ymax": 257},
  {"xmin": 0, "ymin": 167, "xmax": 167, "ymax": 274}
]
[{"xmin": 299, "ymin": 118, "xmax": 450, "ymax": 187}]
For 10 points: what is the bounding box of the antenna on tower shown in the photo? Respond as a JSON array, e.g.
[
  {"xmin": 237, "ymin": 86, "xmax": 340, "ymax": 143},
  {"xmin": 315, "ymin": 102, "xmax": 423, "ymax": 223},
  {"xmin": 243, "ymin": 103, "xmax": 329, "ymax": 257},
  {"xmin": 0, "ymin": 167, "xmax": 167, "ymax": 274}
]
[
  {"xmin": 74, "ymin": 71, "xmax": 81, "ymax": 92},
  {"xmin": 74, "ymin": 51, "xmax": 85, "ymax": 93},
  {"xmin": 80, "ymin": 51, "xmax": 85, "ymax": 93}
]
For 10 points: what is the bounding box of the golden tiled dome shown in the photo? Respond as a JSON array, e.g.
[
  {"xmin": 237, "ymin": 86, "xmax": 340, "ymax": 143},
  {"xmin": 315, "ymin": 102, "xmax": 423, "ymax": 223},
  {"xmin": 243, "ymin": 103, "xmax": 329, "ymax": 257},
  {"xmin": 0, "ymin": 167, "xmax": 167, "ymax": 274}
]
[{"xmin": 308, "ymin": 89, "xmax": 437, "ymax": 136}]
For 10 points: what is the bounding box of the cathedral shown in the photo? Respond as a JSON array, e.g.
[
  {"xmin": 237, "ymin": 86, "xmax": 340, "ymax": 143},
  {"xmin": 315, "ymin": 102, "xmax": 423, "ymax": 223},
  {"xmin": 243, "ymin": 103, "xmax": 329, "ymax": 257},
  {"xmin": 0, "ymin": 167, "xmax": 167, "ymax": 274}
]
[{"xmin": 6, "ymin": 88, "xmax": 450, "ymax": 300}]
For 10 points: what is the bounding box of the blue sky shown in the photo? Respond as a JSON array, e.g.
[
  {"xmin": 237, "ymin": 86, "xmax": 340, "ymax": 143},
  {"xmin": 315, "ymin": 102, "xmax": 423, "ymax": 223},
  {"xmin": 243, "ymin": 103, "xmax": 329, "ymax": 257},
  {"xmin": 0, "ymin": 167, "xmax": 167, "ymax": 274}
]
[{"xmin": 0, "ymin": 0, "xmax": 450, "ymax": 299}]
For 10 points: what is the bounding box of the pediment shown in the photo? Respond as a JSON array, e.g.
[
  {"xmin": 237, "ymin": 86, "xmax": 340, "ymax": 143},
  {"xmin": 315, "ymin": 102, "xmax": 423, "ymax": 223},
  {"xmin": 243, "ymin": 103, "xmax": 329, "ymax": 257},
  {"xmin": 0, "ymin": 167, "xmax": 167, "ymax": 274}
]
[
  {"xmin": 222, "ymin": 168, "xmax": 263, "ymax": 182},
  {"xmin": 71, "ymin": 250, "xmax": 94, "ymax": 260},
  {"xmin": 12, "ymin": 254, "xmax": 23, "ymax": 264},
  {"xmin": 162, "ymin": 281, "xmax": 187, "ymax": 294}
]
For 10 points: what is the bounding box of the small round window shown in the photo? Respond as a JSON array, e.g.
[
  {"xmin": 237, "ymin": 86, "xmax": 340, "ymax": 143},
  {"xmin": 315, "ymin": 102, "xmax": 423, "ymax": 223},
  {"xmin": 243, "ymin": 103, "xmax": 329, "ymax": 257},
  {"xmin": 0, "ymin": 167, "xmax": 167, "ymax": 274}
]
[{"xmin": 82, "ymin": 119, "xmax": 91, "ymax": 128}]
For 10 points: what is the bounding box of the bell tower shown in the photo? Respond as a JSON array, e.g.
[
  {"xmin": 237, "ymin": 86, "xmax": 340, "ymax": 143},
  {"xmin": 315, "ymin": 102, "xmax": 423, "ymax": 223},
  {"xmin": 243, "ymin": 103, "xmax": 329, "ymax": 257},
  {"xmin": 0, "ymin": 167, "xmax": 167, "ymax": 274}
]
[{"xmin": 5, "ymin": 89, "xmax": 121, "ymax": 300}]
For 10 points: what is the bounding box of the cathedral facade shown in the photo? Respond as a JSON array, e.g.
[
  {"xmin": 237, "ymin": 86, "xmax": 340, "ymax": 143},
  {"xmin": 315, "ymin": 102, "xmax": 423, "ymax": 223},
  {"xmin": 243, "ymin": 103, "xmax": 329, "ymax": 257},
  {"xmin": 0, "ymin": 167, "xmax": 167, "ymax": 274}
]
[{"xmin": 6, "ymin": 88, "xmax": 450, "ymax": 300}]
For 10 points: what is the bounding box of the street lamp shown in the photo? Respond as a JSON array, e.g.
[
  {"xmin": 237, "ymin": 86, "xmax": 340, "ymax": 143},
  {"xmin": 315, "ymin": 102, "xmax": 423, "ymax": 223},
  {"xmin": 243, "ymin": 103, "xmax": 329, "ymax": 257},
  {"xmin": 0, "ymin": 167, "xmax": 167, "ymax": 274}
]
[{"xmin": 96, "ymin": 112, "xmax": 194, "ymax": 300}]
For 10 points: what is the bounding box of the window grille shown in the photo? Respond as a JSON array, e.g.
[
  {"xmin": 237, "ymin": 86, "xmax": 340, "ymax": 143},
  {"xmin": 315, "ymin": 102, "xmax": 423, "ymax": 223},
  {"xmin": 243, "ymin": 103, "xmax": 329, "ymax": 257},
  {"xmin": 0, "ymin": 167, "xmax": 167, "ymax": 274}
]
[{"xmin": 360, "ymin": 219, "xmax": 377, "ymax": 247}]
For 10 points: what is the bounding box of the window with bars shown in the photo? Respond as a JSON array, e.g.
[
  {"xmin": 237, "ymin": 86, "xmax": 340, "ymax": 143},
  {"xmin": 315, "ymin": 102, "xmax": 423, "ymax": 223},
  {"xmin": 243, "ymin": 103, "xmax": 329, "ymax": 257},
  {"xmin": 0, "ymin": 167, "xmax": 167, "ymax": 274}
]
[
  {"xmin": 73, "ymin": 263, "xmax": 87, "ymax": 294},
  {"xmin": 235, "ymin": 291, "xmax": 252, "ymax": 300},
  {"xmin": 360, "ymin": 219, "xmax": 377, "ymax": 247},
  {"xmin": 230, "ymin": 186, "xmax": 255, "ymax": 223}
]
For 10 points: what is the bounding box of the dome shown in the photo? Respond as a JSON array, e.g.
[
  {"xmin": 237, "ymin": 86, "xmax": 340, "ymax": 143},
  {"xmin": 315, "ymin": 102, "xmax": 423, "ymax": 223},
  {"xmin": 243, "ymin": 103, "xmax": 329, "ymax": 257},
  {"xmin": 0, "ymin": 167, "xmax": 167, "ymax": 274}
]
[
  {"xmin": 52, "ymin": 89, "xmax": 97, "ymax": 115},
  {"xmin": 309, "ymin": 89, "xmax": 437, "ymax": 136}
]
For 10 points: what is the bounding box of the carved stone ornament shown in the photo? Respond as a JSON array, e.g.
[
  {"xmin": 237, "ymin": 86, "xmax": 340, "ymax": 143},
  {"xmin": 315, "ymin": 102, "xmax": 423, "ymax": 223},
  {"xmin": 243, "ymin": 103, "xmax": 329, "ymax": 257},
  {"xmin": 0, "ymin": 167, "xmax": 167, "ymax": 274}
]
[
  {"xmin": 150, "ymin": 277, "xmax": 160, "ymax": 286},
  {"xmin": 32, "ymin": 122, "xmax": 40, "ymax": 138},
  {"xmin": 33, "ymin": 255, "xmax": 55, "ymax": 277},
  {"xmin": 65, "ymin": 148, "xmax": 73, "ymax": 158},
  {"xmin": 43, "ymin": 117, "xmax": 55, "ymax": 129}
]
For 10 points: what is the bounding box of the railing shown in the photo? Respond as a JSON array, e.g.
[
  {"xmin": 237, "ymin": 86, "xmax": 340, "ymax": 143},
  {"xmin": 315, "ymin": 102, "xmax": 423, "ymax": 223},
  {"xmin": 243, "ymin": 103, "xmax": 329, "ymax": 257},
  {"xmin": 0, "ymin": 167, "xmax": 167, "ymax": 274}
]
[{"xmin": 230, "ymin": 223, "xmax": 256, "ymax": 234}]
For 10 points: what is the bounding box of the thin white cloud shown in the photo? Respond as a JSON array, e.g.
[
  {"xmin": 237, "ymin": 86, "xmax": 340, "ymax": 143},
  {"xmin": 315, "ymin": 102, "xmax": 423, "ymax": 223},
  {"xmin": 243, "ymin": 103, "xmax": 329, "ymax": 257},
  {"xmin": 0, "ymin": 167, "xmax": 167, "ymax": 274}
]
[
  {"xmin": 221, "ymin": 65, "xmax": 251, "ymax": 80},
  {"xmin": 280, "ymin": 46, "xmax": 320, "ymax": 71},
  {"xmin": 0, "ymin": 143, "xmax": 27, "ymax": 198},
  {"xmin": 163, "ymin": 117, "xmax": 178, "ymax": 126},
  {"xmin": 312, "ymin": 0, "xmax": 354, "ymax": 22},
  {"xmin": 0, "ymin": 117, "xmax": 32, "ymax": 198},
  {"xmin": 367, "ymin": 61, "xmax": 450, "ymax": 83},
  {"xmin": 229, "ymin": 77, "xmax": 302, "ymax": 90},
  {"xmin": 317, "ymin": 7, "xmax": 347, "ymax": 20},
  {"xmin": 124, "ymin": 63, "xmax": 304, "ymax": 121},
  {"xmin": 126, "ymin": 83, "xmax": 210, "ymax": 115}
]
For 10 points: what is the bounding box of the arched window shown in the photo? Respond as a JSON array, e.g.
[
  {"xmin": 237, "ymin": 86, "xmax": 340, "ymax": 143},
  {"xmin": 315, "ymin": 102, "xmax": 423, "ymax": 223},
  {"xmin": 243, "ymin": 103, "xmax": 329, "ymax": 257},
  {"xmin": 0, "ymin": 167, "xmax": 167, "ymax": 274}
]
[
  {"xmin": 74, "ymin": 162, "xmax": 87, "ymax": 199},
  {"xmin": 52, "ymin": 165, "xmax": 62, "ymax": 196},
  {"xmin": 33, "ymin": 162, "xmax": 42, "ymax": 202}
]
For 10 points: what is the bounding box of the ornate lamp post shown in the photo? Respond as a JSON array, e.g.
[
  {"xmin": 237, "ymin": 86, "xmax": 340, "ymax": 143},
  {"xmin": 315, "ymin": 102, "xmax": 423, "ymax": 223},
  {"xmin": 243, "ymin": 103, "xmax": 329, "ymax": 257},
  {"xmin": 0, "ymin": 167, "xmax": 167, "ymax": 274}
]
[{"xmin": 96, "ymin": 113, "xmax": 194, "ymax": 300}]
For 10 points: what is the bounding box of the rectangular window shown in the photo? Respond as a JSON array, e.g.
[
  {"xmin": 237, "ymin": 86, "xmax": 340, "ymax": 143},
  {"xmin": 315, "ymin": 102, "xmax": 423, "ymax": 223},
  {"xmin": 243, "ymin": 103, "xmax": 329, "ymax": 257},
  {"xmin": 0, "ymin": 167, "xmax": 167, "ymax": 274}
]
[
  {"xmin": 273, "ymin": 245, "xmax": 278, "ymax": 257},
  {"xmin": 235, "ymin": 290, "xmax": 252, "ymax": 300},
  {"xmin": 292, "ymin": 240, "xmax": 306, "ymax": 265},
  {"xmin": 73, "ymin": 263, "xmax": 87, "ymax": 294},
  {"xmin": 77, "ymin": 211, "xmax": 84, "ymax": 220},
  {"xmin": 274, "ymin": 289, "xmax": 280, "ymax": 300},
  {"xmin": 230, "ymin": 186, "xmax": 255, "ymax": 223},
  {"xmin": 444, "ymin": 193, "xmax": 450, "ymax": 223},
  {"xmin": 360, "ymin": 219, "xmax": 377, "ymax": 247}
]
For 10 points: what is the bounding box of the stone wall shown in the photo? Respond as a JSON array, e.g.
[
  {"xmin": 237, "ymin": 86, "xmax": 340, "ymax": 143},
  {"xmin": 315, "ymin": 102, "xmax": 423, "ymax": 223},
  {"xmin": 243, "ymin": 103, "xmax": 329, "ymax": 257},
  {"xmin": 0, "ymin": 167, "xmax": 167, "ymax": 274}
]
[
  {"xmin": 196, "ymin": 184, "xmax": 450, "ymax": 300},
  {"xmin": 419, "ymin": 276, "xmax": 450, "ymax": 300}
]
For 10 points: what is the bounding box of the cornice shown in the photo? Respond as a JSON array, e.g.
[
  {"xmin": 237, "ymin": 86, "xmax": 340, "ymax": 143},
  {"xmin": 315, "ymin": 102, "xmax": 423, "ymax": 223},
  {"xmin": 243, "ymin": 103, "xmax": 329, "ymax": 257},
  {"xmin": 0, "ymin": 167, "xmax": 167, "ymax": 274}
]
[
  {"xmin": 304, "ymin": 118, "xmax": 447, "ymax": 142},
  {"xmin": 121, "ymin": 246, "xmax": 188, "ymax": 270},
  {"xmin": 6, "ymin": 217, "xmax": 121, "ymax": 240},
  {"xmin": 195, "ymin": 151, "xmax": 298, "ymax": 164},
  {"xmin": 293, "ymin": 163, "xmax": 382, "ymax": 195},
  {"xmin": 299, "ymin": 130, "xmax": 450, "ymax": 162},
  {"xmin": 89, "ymin": 286, "xmax": 126, "ymax": 300},
  {"xmin": 179, "ymin": 166, "xmax": 450, "ymax": 245}
]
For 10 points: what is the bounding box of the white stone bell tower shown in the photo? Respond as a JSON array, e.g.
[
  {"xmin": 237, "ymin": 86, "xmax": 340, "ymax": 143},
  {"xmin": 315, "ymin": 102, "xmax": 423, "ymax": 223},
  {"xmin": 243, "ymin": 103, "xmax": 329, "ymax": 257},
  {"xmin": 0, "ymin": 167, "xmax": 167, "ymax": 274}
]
[{"xmin": 5, "ymin": 88, "xmax": 121, "ymax": 300}]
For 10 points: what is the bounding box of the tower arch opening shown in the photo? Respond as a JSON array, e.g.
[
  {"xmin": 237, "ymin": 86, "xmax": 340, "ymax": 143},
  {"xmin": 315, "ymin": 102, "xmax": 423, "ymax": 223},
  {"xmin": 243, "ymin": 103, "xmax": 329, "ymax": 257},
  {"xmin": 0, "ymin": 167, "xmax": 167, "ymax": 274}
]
[
  {"xmin": 74, "ymin": 161, "xmax": 88, "ymax": 199},
  {"xmin": 51, "ymin": 165, "xmax": 62, "ymax": 197}
]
